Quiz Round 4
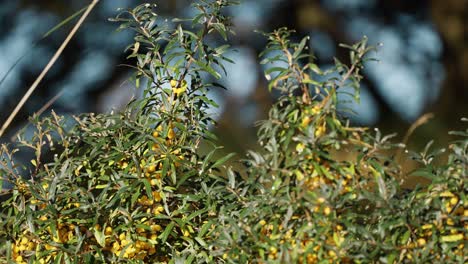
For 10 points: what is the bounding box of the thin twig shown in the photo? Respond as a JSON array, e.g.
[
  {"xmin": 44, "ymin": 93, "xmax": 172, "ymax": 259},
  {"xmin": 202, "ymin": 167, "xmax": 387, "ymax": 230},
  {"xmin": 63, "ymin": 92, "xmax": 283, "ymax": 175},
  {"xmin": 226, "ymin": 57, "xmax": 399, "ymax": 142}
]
[
  {"xmin": 9, "ymin": 90, "xmax": 65, "ymax": 142},
  {"xmin": 396, "ymin": 112, "xmax": 434, "ymax": 163},
  {"xmin": 0, "ymin": 0, "xmax": 100, "ymax": 138},
  {"xmin": 34, "ymin": 90, "xmax": 65, "ymax": 118},
  {"xmin": 402, "ymin": 113, "xmax": 434, "ymax": 147}
]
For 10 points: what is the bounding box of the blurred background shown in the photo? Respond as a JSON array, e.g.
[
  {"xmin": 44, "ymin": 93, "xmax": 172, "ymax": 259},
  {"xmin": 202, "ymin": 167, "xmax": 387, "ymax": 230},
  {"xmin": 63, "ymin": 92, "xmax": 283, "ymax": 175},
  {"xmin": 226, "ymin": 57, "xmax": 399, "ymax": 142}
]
[{"xmin": 0, "ymin": 0, "xmax": 466, "ymax": 155}]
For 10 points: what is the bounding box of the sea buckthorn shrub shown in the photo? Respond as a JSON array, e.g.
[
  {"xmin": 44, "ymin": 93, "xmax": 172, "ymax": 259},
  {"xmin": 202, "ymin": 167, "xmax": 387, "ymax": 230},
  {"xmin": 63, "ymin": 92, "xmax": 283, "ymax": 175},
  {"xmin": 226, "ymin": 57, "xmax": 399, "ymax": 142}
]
[
  {"xmin": 212, "ymin": 29, "xmax": 467, "ymax": 263},
  {"xmin": 0, "ymin": 1, "xmax": 466, "ymax": 263},
  {"xmin": 0, "ymin": 1, "xmax": 238, "ymax": 263}
]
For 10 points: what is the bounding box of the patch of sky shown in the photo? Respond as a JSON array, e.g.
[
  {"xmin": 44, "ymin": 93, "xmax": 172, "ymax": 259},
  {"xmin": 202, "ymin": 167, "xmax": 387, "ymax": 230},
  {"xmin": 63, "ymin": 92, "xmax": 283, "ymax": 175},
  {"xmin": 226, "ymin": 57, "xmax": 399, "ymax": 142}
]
[
  {"xmin": 365, "ymin": 32, "xmax": 426, "ymax": 121},
  {"xmin": 347, "ymin": 15, "xmax": 444, "ymax": 121},
  {"xmin": 220, "ymin": 46, "xmax": 258, "ymax": 98},
  {"xmin": 99, "ymin": 0, "xmax": 132, "ymax": 18},
  {"xmin": 321, "ymin": 0, "xmax": 377, "ymax": 12},
  {"xmin": 0, "ymin": 1, "xmax": 17, "ymax": 20},
  {"xmin": 57, "ymin": 51, "xmax": 113, "ymax": 110},
  {"xmin": 0, "ymin": 9, "xmax": 59, "ymax": 101},
  {"xmin": 229, "ymin": 1, "xmax": 265, "ymax": 31},
  {"xmin": 309, "ymin": 31, "xmax": 336, "ymax": 60},
  {"xmin": 81, "ymin": 22, "xmax": 132, "ymax": 53},
  {"xmin": 182, "ymin": 2, "xmax": 201, "ymax": 18},
  {"xmin": 404, "ymin": 17, "xmax": 444, "ymax": 102},
  {"xmin": 224, "ymin": 0, "xmax": 284, "ymax": 36}
]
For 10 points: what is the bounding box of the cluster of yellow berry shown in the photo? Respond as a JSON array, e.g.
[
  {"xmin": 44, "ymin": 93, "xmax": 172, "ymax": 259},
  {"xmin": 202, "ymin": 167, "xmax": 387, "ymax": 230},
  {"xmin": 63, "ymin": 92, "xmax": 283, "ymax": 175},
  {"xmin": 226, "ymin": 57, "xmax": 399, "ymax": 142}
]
[
  {"xmin": 436, "ymin": 191, "xmax": 466, "ymax": 257},
  {"xmin": 299, "ymin": 104, "xmax": 326, "ymax": 138},
  {"xmin": 170, "ymin": 79, "xmax": 188, "ymax": 97},
  {"xmin": 11, "ymin": 234, "xmax": 36, "ymax": 264},
  {"xmin": 299, "ymin": 158, "xmax": 355, "ymax": 199},
  {"xmin": 103, "ymin": 124, "xmax": 188, "ymax": 261},
  {"xmin": 107, "ymin": 223, "xmax": 161, "ymax": 260},
  {"xmin": 255, "ymin": 218, "xmax": 349, "ymax": 263},
  {"xmin": 137, "ymin": 197, "xmax": 166, "ymax": 219},
  {"xmin": 12, "ymin": 225, "xmax": 86, "ymax": 264},
  {"xmin": 294, "ymin": 240, "xmax": 343, "ymax": 264},
  {"xmin": 9, "ymin": 123, "xmax": 188, "ymax": 263},
  {"xmin": 396, "ymin": 190, "xmax": 466, "ymax": 262},
  {"xmin": 12, "ymin": 180, "xmax": 89, "ymax": 263},
  {"xmin": 49, "ymin": 222, "xmax": 81, "ymax": 244},
  {"xmin": 440, "ymin": 191, "xmax": 466, "ymax": 244}
]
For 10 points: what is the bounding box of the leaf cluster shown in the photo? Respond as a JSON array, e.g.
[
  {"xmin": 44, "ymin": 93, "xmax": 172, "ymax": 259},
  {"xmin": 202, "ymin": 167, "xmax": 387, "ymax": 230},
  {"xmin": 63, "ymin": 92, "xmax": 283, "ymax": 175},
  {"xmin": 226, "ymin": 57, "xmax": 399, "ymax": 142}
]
[{"xmin": 0, "ymin": 1, "xmax": 466, "ymax": 264}]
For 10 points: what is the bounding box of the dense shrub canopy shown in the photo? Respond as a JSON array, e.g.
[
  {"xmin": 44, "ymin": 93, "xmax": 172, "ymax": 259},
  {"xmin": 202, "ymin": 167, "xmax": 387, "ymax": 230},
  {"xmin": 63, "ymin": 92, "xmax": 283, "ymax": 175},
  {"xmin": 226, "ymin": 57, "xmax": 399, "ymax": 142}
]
[{"xmin": 0, "ymin": 1, "xmax": 466, "ymax": 263}]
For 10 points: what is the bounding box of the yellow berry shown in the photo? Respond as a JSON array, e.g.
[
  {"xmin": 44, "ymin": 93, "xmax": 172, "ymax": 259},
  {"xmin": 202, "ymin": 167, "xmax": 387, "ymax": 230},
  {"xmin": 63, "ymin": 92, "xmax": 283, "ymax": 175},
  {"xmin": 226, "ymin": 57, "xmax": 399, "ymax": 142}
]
[
  {"xmin": 315, "ymin": 126, "xmax": 326, "ymax": 137},
  {"xmin": 155, "ymin": 206, "xmax": 164, "ymax": 213},
  {"xmin": 151, "ymin": 224, "xmax": 162, "ymax": 232},
  {"xmin": 445, "ymin": 202, "xmax": 453, "ymax": 213},
  {"xmin": 417, "ymin": 238, "xmax": 426, "ymax": 246},
  {"xmin": 269, "ymin": 246, "xmax": 277, "ymax": 254},
  {"xmin": 121, "ymin": 239, "xmax": 129, "ymax": 246},
  {"xmin": 296, "ymin": 143, "xmax": 305, "ymax": 153},
  {"xmin": 112, "ymin": 242, "xmax": 120, "ymax": 250},
  {"xmin": 152, "ymin": 191, "xmax": 161, "ymax": 202},
  {"xmin": 168, "ymin": 129, "xmax": 175, "ymax": 140},
  {"xmin": 450, "ymin": 197, "xmax": 459, "ymax": 205},
  {"xmin": 20, "ymin": 237, "xmax": 28, "ymax": 245},
  {"xmin": 151, "ymin": 143, "xmax": 159, "ymax": 151},
  {"xmin": 105, "ymin": 226, "xmax": 113, "ymax": 235},
  {"xmin": 44, "ymin": 244, "xmax": 54, "ymax": 250},
  {"xmin": 446, "ymin": 218, "xmax": 455, "ymax": 226},
  {"xmin": 147, "ymin": 165, "xmax": 156, "ymax": 173},
  {"xmin": 301, "ymin": 116, "xmax": 311, "ymax": 128},
  {"xmin": 170, "ymin": 79, "xmax": 188, "ymax": 96}
]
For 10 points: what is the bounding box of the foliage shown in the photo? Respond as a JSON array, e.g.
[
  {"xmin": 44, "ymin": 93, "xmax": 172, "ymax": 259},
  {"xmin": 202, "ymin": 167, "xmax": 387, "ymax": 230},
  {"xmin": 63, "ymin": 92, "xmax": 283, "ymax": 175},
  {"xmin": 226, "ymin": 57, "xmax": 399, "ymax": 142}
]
[
  {"xmin": 213, "ymin": 28, "xmax": 467, "ymax": 263},
  {"xmin": 0, "ymin": 1, "xmax": 466, "ymax": 263},
  {"xmin": 0, "ymin": 1, "xmax": 238, "ymax": 263}
]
